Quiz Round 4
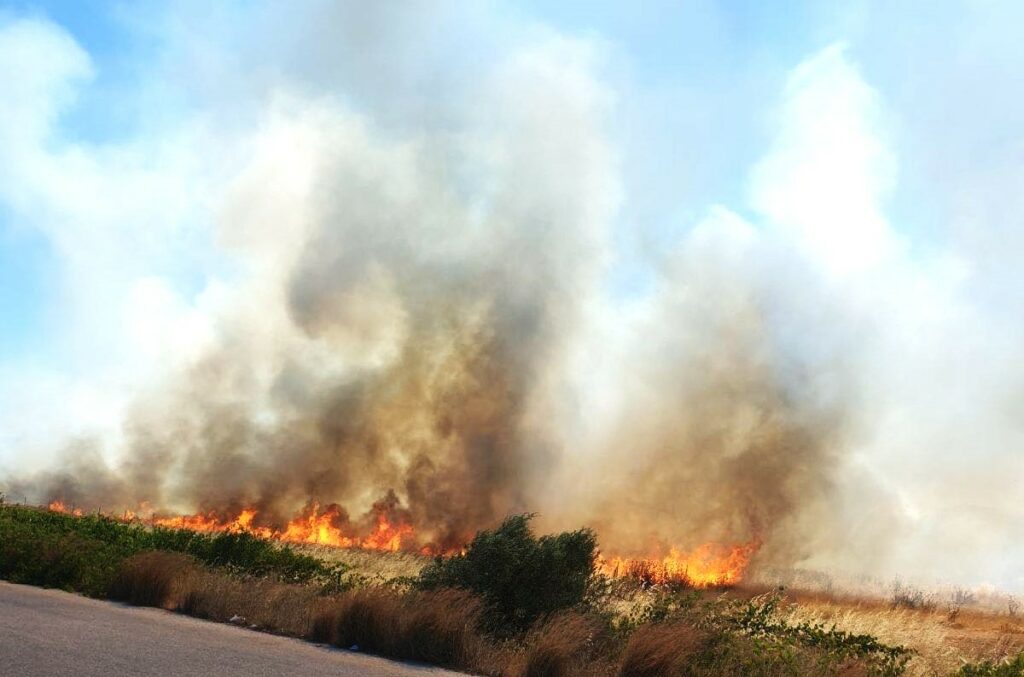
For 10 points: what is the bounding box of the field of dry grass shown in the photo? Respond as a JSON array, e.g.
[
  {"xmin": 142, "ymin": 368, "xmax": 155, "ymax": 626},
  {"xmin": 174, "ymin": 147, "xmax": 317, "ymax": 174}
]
[
  {"xmin": 779, "ymin": 588, "xmax": 1024, "ymax": 676},
  {"xmin": 291, "ymin": 545, "xmax": 1024, "ymax": 675},
  {"xmin": 6, "ymin": 504, "xmax": 1022, "ymax": 675},
  {"xmin": 289, "ymin": 543, "xmax": 429, "ymax": 582}
]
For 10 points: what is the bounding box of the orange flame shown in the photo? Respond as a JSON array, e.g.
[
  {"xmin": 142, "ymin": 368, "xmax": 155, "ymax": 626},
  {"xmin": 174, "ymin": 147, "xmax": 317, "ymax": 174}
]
[
  {"xmin": 45, "ymin": 498, "xmax": 755, "ymax": 579},
  {"xmin": 143, "ymin": 502, "xmax": 417, "ymax": 553},
  {"xmin": 280, "ymin": 502, "xmax": 357, "ymax": 547},
  {"xmin": 598, "ymin": 541, "xmax": 759, "ymax": 588},
  {"xmin": 151, "ymin": 508, "xmax": 273, "ymax": 538},
  {"xmin": 47, "ymin": 500, "xmax": 83, "ymax": 517},
  {"xmin": 361, "ymin": 512, "xmax": 415, "ymax": 552}
]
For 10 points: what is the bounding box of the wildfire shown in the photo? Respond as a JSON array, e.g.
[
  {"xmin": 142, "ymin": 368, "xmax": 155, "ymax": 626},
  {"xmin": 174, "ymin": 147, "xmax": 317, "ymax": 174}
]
[
  {"xmin": 598, "ymin": 541, "xmax": 759, "ymax": 588},
  {"xmin": 43, "ymin": 500, "xmax": 756, "ymax": 580},
  {"xmin": 48, "ymin": 499, "xmax": 422, "ymax": 554},
  {"xmin": 147, "ymin": 509, "xmax": 269, "ymax": 537},
  {"xmin": 47, "ymin": 500, "xmax": 83, "ymax": 516},
  {"xmin": 361, "ymin": 512, "xmax": 415, "ymax": 551},
  {"xmin": 279, "ymin": 502, "xmax": 356, "ymax": 547}
]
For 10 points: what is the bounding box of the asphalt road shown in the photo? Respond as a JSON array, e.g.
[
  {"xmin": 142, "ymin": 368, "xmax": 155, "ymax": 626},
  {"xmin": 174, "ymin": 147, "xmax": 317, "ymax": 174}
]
[{"xmin": 0, "ymin": 581, "xmax": 459, "ymax": 677}]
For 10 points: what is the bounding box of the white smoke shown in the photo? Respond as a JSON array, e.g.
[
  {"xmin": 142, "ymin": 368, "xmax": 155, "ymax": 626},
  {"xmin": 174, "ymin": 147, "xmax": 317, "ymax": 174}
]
[{"xmin": 1, "ymin": 6, "xmax": 1022, "ymax": 591}]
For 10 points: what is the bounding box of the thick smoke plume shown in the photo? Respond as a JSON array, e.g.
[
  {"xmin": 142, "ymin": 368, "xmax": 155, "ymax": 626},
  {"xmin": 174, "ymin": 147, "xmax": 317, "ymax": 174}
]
[
  {"xmin": 3, "ymin": 6, "xmax": 1023, "ymax": 589},
  {"xmin": 3, "ymin": 39, "xmax": 841, "ymax": 564}
]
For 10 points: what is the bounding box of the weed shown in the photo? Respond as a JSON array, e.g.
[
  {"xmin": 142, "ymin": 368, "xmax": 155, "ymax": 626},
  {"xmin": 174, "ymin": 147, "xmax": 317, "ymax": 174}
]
[
  {"xmin": 313, "ymin": 587, "xmax": 483, "ymax": 667},
  {"xmin": 517, "ymin": 611, "xmax": 607, "ymax": 677},
  {"xmin": 890, "ymin": 582, "xmax": 936, "ymax": 611},
  {"xmin": 108, "ymin": 551, "xmax": 196, "ymax": 607},
  {"xmin": 957, "ymin": 650, "xmax": 1024, "ymax": 676}
]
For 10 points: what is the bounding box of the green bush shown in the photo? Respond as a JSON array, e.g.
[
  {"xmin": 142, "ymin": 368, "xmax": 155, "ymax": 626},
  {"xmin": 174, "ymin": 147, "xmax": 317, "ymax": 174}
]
[
  {"xmin": 957, "ymin": 651, "xmax": 1024, "ymax": 676},
  {"xmin": 0, "ymin": 521, "xmax": 123, "ymax": 596},
  {"xmin": 0, "ymin": 504, "xmax": 336, "ymax": 593},
  {"xmin": 416, "ymin": 514, "xmax": 597, "ymax": 636}
]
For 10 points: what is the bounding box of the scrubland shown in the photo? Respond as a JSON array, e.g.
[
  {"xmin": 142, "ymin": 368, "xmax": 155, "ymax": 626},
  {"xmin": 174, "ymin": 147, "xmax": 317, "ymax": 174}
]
[{"xmin": 1, "ymin": 502, "xmax": 1021, "ymax": 676}]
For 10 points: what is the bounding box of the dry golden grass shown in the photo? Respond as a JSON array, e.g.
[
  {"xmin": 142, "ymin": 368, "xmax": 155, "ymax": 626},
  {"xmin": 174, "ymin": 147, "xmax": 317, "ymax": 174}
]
[
  {"xmin": 109, "ymin": 549, "xmax": 491, "ymax": 669},
  {"xmin": 177, "ymin": 569, "xmax": 327, "ymax": 637},
  {"xmin": 288, "ymin": 543, "xmax": 429, "ymax": 581},
  {"xmin": 599, "ymin": 571, "xmax": 1024, "ymax": 676},
  {"xmin": 313, "ymin": 587, "xmax": 492, "ymax": 670},
  {"xmin": 617, "ymin": 622, "xmax": 708, "ymax": 677},
  {"xmin": 514, "ymin": 611, "xmax": 612, "ymax": 677},
  {"xmin": 779, "ymin": 588, "xmax": 1024, "ymax": 676},
  {"xmin": 106, "ymin": 544, "xmax": 1024, "ymax": 676},
  {"xmin": 108, "ymin": 549, "xmax": 332, "ymax": 636},
  {"xmin": 108, "ymin": 551, "xmax": 196, "ymax": 607}
]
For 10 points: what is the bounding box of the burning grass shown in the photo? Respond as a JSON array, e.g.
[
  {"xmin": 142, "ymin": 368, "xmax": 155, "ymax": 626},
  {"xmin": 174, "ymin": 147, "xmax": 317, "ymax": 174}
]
[
  {"xmin": 596, "ymin": 541, "xmax": 760, "ymax": 589},
  {"xmin": 4, "ymin": 501, "xmax": 1021, "ymax": 675},
  {"xmin": 44, "ymin": 498, "xmax": 763, "ymax": 588}
]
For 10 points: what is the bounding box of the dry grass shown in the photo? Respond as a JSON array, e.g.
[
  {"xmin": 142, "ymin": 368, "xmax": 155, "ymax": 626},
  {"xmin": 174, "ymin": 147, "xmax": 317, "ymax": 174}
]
[
  {"xmin": 108, "ymin": 551, "xmax": 196, "ymax": 607},
  {"xmin": 102, "ymin": 548, "xmax": 515, "ymax": 673},
  {"xmin": 102, "ymin": 545, "xmax": 1024, "ymax": 676},
  {"xmin": 618, "ymin": 622, "xmax": 708, "ymax": 677},
  {"xmin": 780, "ymin": 588, "xmax": 1024, "ymax": 676},
  {"xmin": 313, "ymin": 587, "xmax": 488, "ymax": 669},
  {"xmin": 600, "ymin": 574, "xmax": 1024, "ymax": 676},
  {"xmin": 108, "ymin": 549, "xmax": 330, "ymax": 636},
  {"xmin": 289, "ymin": 543, "xmax": 428, "ymax": 582},
  {"xmin": 514, "ymin": 611, "xmax": 610, "ymax": 677},
  {"xmin": 177, "ymin": 569, "xmax": 326, "ymax": 636}
]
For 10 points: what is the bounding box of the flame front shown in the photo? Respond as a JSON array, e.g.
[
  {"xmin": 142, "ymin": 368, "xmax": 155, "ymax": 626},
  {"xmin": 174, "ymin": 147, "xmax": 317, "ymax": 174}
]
[
  {"xmin": 279, "ymin": 502, "xmax": 355, "ymax": 547},
  {"xmin": 598, "ymin": 541, "xmax": 759, "ymax": 588},
  {"xmin": 43, "ymin": 501, "xmax": 757, "ymax": 579},
  {"xmin": 47, "ymin": 500, "xmax": 83, "ymax": 517},
  {"xmin": 360, "ymin": 513, "xmax": 415, "ymax": 551},
  {"xmin": 123, "ymin": 501, "xmax": 417, "ymax": 553}
]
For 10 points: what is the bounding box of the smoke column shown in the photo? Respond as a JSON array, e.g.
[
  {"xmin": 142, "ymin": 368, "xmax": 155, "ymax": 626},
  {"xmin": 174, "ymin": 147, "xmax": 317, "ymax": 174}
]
[{"xmin": 1, "ymin": 5, "xmax": 1022, "ymax": 590}]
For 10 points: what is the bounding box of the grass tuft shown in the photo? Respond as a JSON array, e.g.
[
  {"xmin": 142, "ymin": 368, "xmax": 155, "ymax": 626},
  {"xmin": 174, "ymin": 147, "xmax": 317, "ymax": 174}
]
[
  {"xmin": 518, "ymin": 611, "xmax": 605, "ymax": 677},
  {"xmin": 618, "ymin": 622, "xmax": 707, "ymax": 677},
  {"xmin": 108, "ymin": 551, "xmax": 196, "ymax": 607}
]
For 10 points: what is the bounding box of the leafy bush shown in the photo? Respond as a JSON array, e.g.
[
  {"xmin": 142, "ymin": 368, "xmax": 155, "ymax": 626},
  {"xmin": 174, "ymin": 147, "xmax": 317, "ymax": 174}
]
[
  {"xmin": 417, "ymin": 514, "xmax": 597, "ymax": 636},
  {"xmin": 726, "ymin": 592, "xmax": 913, "ymax": 676},
  {"xmin": 957, "ymin": 651, "xmax": 1024, "ymax": 676},
  {"xmin": 0, "ymin": 523, "xmax": 123, "ymax": 596}
]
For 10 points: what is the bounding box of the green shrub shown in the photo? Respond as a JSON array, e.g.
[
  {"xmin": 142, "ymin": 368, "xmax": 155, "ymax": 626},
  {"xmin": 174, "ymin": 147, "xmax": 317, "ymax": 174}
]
[
  {"xmin": 957, "ymin": 651, "xmax": 1024, "ymax": 676},
  {"xmin": 0, "ymin": 504, "xmax": 338, "ymax": 592},
  {"xmin": 182, "ymin": 530, "xmax": 325, "ymax": 582},
  {"xmin": 0, "ymin": 524, "xmax": 122, "ymax": 596},
  {"xmin": 417, "ymin": 514, "xmax": 597, "ymax": 636}
]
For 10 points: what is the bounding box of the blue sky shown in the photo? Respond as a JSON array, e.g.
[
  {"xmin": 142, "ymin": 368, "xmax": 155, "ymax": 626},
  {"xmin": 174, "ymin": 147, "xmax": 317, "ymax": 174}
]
[{"xmin": 1, "ymin": 2, "xmax": 1023, "ymax": 586}]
